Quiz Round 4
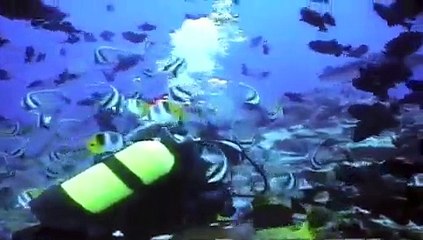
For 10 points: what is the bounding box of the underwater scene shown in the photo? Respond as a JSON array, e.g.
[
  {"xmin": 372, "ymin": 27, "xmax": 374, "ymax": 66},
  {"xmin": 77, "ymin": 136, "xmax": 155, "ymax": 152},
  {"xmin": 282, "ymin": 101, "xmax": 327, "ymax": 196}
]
[{"xmin": 1, "ymin": 0, "xmax": 423, "ymax": 239}]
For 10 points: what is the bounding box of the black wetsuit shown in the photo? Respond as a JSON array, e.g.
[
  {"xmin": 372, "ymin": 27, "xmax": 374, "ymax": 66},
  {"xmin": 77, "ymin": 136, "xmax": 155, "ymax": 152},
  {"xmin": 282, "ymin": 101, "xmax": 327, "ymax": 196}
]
[{"xmin": 12, "ymin": 140, "xmax": 234, "ymax": 240}]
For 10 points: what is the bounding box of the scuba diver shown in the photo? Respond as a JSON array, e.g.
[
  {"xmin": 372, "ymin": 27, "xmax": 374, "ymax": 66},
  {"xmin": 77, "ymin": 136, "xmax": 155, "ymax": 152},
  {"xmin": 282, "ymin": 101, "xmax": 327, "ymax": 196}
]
[{"xmin": 12, "ymin": 128, "xmax": 236, "ymax": 240}]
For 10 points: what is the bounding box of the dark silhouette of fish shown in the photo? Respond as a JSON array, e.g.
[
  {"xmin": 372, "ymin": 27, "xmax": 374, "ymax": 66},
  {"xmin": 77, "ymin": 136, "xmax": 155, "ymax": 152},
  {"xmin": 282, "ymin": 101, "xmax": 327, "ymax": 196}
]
[
  {"xmin": 59, "ymin": 48, "xmax": 66, "ymax": 56},
  {"xmin": 319, "ymin": 53, "xmax": 423, "ymax": 82},
  {"xmin": 122, "ymin": 31, "xmax": 147, "ymax": 43},
  {"xmin": 36, "ymin": 53, "xmax": 46, "ymax": 62},
  {"xmin": 113, "ymin": 54, "xmax": 143, "ymax": 72},
  {"xmin": 0, "ymin": 37, "xmax": 9, "ymax": 47},
  {"xmin": 54, "ymin": 69, "xmax": 80, "ymax": 86},
  {"xmin": 106, "ymin": 4, "xmax": 115, "ymax": 12},
  {"xmin": 184, "ymin": 13, "xmax": 208, "ymax": 20},
  {"xmin": 262, "ymin": 40, "xmax": 270, "ymax": 55},
  {"xmin": 100, "ymin": 30, "xmax": 115, "ymax": 42},
  {"xmin": 138, "ymin": 22, "xmax": 157, "ymax": 31},
  {"xmin": 241, "ymin": 63, "xmax": 270, "ymax": 79},
  {"xmin": 63, "ymin": 34, "xmax": 80, "ymax": 44},
  {"xmin": 308, "ymin": 39, "xmax": 351, "ymax": 57},
  {"xmin": 383, "ymin": 31, "xmax": 423, "ymax": 60},
  {"xmin": 346, "ymin": 44, "xmax": 369, "ymax": 58},
  {"xmin": 373, "ymin": 3, "xmax": 413, "ymax": 30},
  {"xmin": 25, "ymin": 46, "xmax": 35, "ymax": 63},
  {"xmin": 284, "ymin": 92, "xmax": 305, "ymax": 103},
  {"xmin": 94, "ymin": 110, "xmax": 118, "ymax": 132},
  {"xmin": 352, "ymin": 60, "xmax": 412, "ymax": 100},
  {"xmin": 0, "ymin": 69, "xmax": 10, "ymax": 80},
  {"xmin": 322, "ymin": 12, "xmax": 336, "ymax": 26},
  {"xmin": 32, "ymin": 19, "xmax": 82, "ymax": 36},
  {"xmin": 83, "ymin": 32, "xmax": 97, "ymax": 42},
  {"xmin": 76, "ymin": 98, "xmax": 97, "ymax": 106},
  {"xmin": 249, "ymin": 36, "xmax": 263, "ymax": 48},
  {"xmin": 26, "ymin": 80, "xmax": 44, "ymax": 88},
  {"xmin": 102, "ymin": 70, "xmax": 115, "ymax": 82},
  {"xmin": 300, "ymin": 7, "xmax": 335, "ymax": 32}
]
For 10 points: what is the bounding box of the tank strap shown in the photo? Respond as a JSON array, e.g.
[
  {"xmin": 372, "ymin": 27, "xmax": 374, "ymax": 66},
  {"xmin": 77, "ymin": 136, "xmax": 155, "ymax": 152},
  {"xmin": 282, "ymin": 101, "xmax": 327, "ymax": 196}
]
[{"xmin": 104, "ymin": 156, "xmax": 147, "ymax": 191}]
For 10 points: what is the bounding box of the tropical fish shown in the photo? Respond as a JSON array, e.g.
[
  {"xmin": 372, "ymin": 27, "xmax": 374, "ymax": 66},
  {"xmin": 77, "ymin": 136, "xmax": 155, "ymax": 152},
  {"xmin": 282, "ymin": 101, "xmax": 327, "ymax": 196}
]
[
  {"xmin": 200, "ymin": 142, "xmax": 229, "ymax": 183},
  {"xmin": 168, "ymin": 85, "xmax": 195, "ymax": 104},
  {"xmin": 0, "ymin": 117, "xmax": 20, "ymax": 137},
  {"xmin": 86, "ymin": 131, "xmax": 124, "ymax": 155},
  {"xmin": 15, "ymin": 188, "xmax": 44, "ymax": 209},
  {"xmin": 21, "ymin": 88, "xmax": 71, "ymax": 128},
  {"xmin": 239, "ymin": 82, "xmax": 260, "ymax": 106},
  {"xmin": 80, "ymin": 84, "xmax": 126, "ymax": 114},
  {"xmin": 43, "ymin": 144, "xmax": 90, "ymax": 179},
  {"xmin": 125, "ymin": 98, "xmax": 151, "ymax": 119},
  {"xmin": 0, "ymin": 136, "xmax": 28, "ymax": 158},
  {"xmin": 54, "ymin": 118, "xmax": 96, "ymax": 142},
  {"xmin": 160, "ymin": 57, "xmax": 187, "ymax": 79},
  {"xmin": 94, "ymin": 46, "xmax": 133, "ymax": 65},
  {"xmin": 141, "ymin": 99, "xmax": 187, "ymax": 124}
]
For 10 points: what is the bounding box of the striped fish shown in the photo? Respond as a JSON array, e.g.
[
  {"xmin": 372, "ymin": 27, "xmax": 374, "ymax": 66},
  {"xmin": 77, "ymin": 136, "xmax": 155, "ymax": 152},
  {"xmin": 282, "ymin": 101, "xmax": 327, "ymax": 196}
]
[
  {"xmin": 200, "ymin": 142, "xmax": 229, "ymax": 183},
  {"xmin": 279, "ymin": 173, "xmax": 298, "ymax": 191},
  {"xmin": 45, "ymin": 144, "xmax": 90, "ymax": 179},
  {"xmin": 94, "ymin": 46, "xmax": 126, "ymax": 65},
  {"xmin": 168, "ymin": 85, "xmax": 194, "ymax": 104},
  {"xmin": 0, "ymin": 117, "xmax": 20, "ymax": 136},
  {"xmin": 125, "ymin": 98, "xmax": 151, "ymax": 118},
  {"xmin": 0, "ymin": 136, "xmax": 28, "ymax": 158},
  {"xmin": 33, "ymin": 112, "xmax": 52, "ymax": 129},
  {"xmin": 44, "ymin": 161, "xmax": 64, "ymax": 179},
  {"xmin": 196, "ymin": 139, "xmax": 245, "ymax": 165},
  {"xmin": 161, "ymin": 57, "xmax": 187, "ymax": 79},
  {"xmin": 21, "ymin": 89, "xmax": 71, "ymax": 128},
  {"xmin": 142, "ymin": 99, "xmax": 186, "ymax": 124},
  {"xmin": 86, "ymin": 131, "xmax": 125, "ymax": 155},
  {"xmin": 16, "ymin": 188, "xmax": 44, "ymax": 209},
  {"xmin": 80, "ymin": 84, "xmax": 126, "ymax": 114},
  {"xmin": 99, "ymin": 85, "xmax": 126, "ymax": 113},
  {"xmin": 239, "ymin": 82, "xmax": 260, "ymax": 106},
  {"xmin": 21, "ymin": 89, "xmax": 71, "ymax": 113}
]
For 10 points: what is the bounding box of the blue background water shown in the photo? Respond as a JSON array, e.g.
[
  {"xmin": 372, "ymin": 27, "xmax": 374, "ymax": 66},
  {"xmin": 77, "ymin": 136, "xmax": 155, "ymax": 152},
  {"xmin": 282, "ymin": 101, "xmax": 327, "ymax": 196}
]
[{"xmin": 0, "ymin": 0, "xmax": 419, "ymax": 125}]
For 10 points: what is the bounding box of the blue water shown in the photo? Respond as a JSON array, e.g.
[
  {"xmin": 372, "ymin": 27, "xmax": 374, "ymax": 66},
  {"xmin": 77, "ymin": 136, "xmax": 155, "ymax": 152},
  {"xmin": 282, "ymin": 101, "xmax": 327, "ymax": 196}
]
[{"xmin": 0, "ymin": 0, "xmax": 415, "ymax": 124}]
